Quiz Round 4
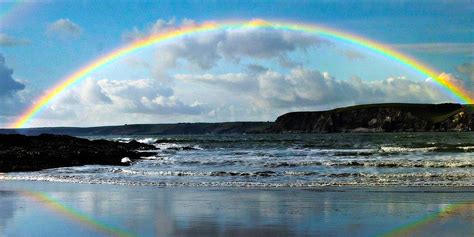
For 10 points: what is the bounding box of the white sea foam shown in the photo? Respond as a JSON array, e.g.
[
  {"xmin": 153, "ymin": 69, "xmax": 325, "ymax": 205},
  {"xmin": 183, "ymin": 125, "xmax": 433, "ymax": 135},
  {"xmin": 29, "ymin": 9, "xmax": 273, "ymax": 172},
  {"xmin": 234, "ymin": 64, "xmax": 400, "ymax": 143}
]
[
  {"xmin": 154, "ymin": 143, "xmax": 203, "ymax": 150},
  {"xmin": 112, "ymin": 137, "xmax": 134, "ymax": 143},
  {"xmin": 380, "ymin": 146, "xmax": 437, "ymax": 153},
  {"xmin": 3, "ymin": 134, "xmax": 473, "ymax": 187},
  {"xmin": 460, "ymin": 146, "xmax": 474, "ymax": 151},
  {"xmin": 137, "ymin": 138, "xmax": 158, "ymax": 144}
]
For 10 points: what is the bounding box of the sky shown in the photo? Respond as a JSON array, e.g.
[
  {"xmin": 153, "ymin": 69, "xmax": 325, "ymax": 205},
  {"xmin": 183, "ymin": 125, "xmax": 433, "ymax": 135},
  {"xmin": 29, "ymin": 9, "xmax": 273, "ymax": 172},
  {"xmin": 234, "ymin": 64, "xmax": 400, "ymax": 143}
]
[{"xmin": 0, "ymin": 0, "xmax": 473, "ymax": 127}]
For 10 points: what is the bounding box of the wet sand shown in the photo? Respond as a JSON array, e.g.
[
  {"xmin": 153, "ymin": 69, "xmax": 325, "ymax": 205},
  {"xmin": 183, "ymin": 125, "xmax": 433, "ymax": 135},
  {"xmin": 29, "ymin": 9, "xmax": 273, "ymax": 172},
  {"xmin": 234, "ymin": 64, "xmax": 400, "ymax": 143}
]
[{"xmin": 0, "ymin": 180, "xmax": 472, "ymax": 237}]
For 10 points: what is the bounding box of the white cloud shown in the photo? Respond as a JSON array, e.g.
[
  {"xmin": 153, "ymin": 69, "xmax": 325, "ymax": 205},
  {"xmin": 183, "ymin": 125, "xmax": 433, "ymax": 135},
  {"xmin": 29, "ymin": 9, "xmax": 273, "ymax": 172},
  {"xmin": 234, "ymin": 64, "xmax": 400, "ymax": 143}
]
[
  {"xmin": 175, "ymin": 73, "xmax": 256, "ymax": 92},
  {"xmin": 46, "ymin": 18, "xmax": 82, "ymax": 39},
  {"xmin": 34, "ymin": 78, "xmax": 205, "ymax": 126},
  {"xmin": 96, "ymin": 78, "xmax": 201, "ymax": 114},
  {"xmin": 14, "ymin": 68, "xmax": 468, "ymax": 127},
  {"xmin": 176, "ymin": 67, "xmax": 456, "ymax": 110}
]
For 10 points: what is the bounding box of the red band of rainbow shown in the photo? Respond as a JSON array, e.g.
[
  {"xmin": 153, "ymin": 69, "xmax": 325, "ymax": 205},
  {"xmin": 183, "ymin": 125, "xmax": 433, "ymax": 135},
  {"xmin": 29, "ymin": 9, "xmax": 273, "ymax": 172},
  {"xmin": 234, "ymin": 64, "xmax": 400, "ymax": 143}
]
[{"xmin": 10, "ymin": 19, "xmax": 474, "ymax": 128}]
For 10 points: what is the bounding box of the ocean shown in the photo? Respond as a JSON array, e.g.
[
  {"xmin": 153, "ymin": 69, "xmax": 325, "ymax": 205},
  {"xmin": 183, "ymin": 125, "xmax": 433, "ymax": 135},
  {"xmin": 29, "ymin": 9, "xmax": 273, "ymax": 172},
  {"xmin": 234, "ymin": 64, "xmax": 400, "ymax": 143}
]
[{"xmin": 3, "ymin": 133, "xmax": 473, "ymax": 187}]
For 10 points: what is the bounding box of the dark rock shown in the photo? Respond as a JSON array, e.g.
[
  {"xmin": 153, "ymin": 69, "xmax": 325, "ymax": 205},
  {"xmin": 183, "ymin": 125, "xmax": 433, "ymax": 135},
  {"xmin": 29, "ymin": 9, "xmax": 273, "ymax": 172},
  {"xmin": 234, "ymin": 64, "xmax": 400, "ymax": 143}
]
[
  {"xmin": 0, "ymin": 134, "xmax": 156, "ymax": 172},
  {"xmin": 166, "ymin": 146, "xmax": 197, "ymax": 151},
  {"xmin": 210, "ymin": 171, "xmax": 229, "ymax": 176},
  {"xmin": 254, "ymin": 171, "xmax": 277, "ymax": 177}
]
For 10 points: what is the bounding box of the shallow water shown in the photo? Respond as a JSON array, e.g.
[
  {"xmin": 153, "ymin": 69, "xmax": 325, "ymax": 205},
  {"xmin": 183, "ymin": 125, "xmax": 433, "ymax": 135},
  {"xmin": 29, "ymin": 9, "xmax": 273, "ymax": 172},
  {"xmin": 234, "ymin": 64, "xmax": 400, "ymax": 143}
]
[
  {"xmin": 2, "ymin": 133, "xmax": 473, "ymax": 186},
  {"xmin": 0, "ymin": 181, "xmax": 473, "ymax": 237}
]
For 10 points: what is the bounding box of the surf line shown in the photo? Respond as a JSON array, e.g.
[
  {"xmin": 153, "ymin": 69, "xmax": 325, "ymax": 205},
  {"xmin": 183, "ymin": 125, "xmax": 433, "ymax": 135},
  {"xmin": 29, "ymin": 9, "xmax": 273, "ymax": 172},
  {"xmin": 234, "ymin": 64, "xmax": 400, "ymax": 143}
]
[
  {"xmin": 11, "ymin": 19, "xmax": 474, "ymax": 128},
  {"xmin": 21, "ymin": 191, "xmax": 136, "ymax": 237}
]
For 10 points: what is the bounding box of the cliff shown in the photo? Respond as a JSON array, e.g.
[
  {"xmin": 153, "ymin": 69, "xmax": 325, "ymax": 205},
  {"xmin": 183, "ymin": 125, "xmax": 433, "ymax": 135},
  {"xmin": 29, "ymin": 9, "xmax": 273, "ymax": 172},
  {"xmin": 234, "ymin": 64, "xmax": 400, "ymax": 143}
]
[
  {"xmin": 1, "ymin": 104, "xmax": 473, "ymax": 135},
  {"xmin": 270, "ymin": 103, "xmax": 474, "ymax": 133}
]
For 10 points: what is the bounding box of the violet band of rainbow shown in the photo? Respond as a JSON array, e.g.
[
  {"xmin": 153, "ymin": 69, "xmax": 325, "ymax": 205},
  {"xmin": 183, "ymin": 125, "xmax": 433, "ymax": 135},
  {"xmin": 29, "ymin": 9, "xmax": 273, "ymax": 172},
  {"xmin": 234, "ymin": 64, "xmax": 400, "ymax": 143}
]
[
  {"xmin": 11, "ymin": 19, "xmax": 474, "ymax": 128},
  {"xmin": 21, "ymin": 191, "xmax": 135, "ymax": 237}
]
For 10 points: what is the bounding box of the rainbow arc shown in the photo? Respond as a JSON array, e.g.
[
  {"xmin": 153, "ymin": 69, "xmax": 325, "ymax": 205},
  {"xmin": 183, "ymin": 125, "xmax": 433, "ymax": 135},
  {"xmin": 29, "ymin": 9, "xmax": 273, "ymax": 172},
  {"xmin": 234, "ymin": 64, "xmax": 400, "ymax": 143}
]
[
  {"xmin": 22, "ymin": 191, "xmax": 135, "ymax": 237},
  {"xmin": 10, "ymin": 19, "xmax": 474, "ymax": 128}
]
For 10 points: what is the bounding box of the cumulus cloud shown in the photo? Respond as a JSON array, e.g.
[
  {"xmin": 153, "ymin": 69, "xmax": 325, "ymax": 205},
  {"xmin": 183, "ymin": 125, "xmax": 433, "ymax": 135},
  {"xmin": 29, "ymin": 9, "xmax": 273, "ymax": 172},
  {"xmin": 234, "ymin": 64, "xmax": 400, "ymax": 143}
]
[
  {"xmin": 0, "ymin": 33, "xmax": 29, "ymax": 47},
  {"xmin": 0, "ymin": 55, "xmax": 30, "ymax": 126},
  {"xmin": 95, "ymin": 78, "xmax": 202, "ymax": 114},
  {"xmin": 175, "ymin": 67, "xmax": 455, "ymax": 109},
  {"xmin": 124, "ymin": 19, "xmax": 331, "ymax": 79},
  {"xmin": 0, "ymin": 54, "xmax": 25, "ymax": 97},
  {"xmin": 46, "ymin": 18, "xmax": 82, "ymax": 39},
  {"xmin": 36, "ymin": 78, "xmax": 205, "ymax": 126},
  {"xmin": 19, "ymin": 69, "xmax": 467, "ymax": 127},
  {"xmin": 122, "ymin": 18, "xmax": 196, "ymax": 41}
]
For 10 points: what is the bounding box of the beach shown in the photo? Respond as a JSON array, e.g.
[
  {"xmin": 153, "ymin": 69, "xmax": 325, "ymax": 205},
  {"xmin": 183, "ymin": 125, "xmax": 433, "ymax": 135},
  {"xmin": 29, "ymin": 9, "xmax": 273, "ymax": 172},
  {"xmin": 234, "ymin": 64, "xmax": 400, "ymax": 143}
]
[
  {"xmin": 0, "ymin": 180, "xmax": 472, "ymax": 237},
  {"xmin": 3, "ymin": 0, "xmax": 473, "ymax": 236},
  {"xmin": 1, "ymin": 133, "xmax": 473, "ymax": 236}
]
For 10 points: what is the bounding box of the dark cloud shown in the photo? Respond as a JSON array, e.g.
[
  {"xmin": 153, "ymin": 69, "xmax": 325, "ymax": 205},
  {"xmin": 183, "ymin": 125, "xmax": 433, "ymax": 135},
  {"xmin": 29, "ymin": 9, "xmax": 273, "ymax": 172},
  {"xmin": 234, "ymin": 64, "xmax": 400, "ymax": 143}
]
[
  {"xmin": 0, "ymin": 34, "xmax": 30, "ymax": 47},
  {"xmin": 0, "ymin": 54, "xmax": 25, "ymax": 97},
  {"xmin": 124, "ymin": 19, "xmax": 331, "ymax": 79},
  {"xmin": 246, "ymin": 64, "xmax": 269, "ymax": 74}
]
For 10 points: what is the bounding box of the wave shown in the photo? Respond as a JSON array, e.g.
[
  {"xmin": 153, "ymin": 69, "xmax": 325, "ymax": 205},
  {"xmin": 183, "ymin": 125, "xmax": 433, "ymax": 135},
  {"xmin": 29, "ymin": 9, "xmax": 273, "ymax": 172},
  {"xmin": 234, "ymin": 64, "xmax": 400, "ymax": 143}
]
[
  {"xmin": 380, "ymin": 145, "xmax": 474, "ymax": 153},
  {"xmin": 264, "ymin": 161, "xmax": 322, "ymax": 168},
  {"xmin": 154, "ymin": 143, "xmax": 203, "ymax": 151},
  {"xmin": 380, "ymin": 146, "xmax": 437, "ymax": 153},
  {"xmin": 2, "ymin": 173, "xmax": 472, "ymax": 187},
  {"xmin": 137, "ymin": 137, "xmax": 158, "ymax": 144},
  {"xmin": 109, "ymin": 137, "xmax": 204, "ymax": 151},
  {"xmin": 329, "ymin": 160, "xmax": 473, "ymax": 168}
]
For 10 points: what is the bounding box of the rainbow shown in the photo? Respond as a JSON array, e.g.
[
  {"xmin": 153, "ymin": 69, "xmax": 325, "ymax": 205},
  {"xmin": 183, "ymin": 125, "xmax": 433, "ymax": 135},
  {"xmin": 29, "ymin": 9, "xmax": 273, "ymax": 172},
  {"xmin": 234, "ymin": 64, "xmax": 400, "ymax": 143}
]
[
  {"xmin": 22, "ymin": 191, "xmax": 136, "ymax": 237},
  {"xmin": 0, "ymin": 1, "xmax": 36, "ymax": 28},
  {"xmin": 380, "ymin": 202, "xmax": 474, "ymax": 237},
  {"xmin": 10, "ymin": 19, "xmax": 474, "ymax": 128}
]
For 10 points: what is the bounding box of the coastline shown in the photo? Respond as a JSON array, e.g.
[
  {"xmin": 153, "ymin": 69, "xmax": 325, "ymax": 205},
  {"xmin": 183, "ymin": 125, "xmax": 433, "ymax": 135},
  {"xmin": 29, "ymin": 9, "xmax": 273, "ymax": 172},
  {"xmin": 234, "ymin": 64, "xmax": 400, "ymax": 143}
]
[{"xmin": 1, "ymin": 180, "xmax": 473, "ymax": 236}]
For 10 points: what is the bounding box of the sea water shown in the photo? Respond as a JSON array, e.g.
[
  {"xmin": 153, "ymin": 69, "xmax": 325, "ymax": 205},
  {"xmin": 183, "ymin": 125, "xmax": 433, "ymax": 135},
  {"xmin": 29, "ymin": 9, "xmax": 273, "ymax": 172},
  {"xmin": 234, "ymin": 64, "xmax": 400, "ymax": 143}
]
[{"xmin": 3, "ymin": 133, "xmax": 473, "ymax": 186}]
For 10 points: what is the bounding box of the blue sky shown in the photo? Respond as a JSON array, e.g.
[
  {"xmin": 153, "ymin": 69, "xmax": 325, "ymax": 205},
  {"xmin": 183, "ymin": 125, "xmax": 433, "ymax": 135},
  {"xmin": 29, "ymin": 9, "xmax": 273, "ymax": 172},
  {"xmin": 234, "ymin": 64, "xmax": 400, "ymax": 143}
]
[{"xmin": 0, "ymin": 0, "xmax": 473, "ymax": 127}]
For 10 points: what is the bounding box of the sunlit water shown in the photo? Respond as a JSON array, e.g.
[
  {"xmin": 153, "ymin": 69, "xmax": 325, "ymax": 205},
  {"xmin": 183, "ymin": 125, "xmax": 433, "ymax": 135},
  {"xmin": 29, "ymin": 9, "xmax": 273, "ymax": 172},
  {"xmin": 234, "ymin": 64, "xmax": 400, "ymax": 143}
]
[{"xmin": 3, "ymin": 133, "xmax": 473, "ymax": 186}]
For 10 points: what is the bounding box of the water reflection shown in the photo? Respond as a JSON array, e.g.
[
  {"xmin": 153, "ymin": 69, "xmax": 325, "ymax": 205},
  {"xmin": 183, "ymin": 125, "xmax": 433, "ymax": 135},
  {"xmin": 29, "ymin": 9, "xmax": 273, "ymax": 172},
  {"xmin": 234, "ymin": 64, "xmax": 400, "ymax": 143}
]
[
  {"xmin": 0, "ymin": 181, "xmax": 472, "ymax": 237},
  {"xmin": 0, "ymin": 190, "xmax": 17, "ymax": 235}
]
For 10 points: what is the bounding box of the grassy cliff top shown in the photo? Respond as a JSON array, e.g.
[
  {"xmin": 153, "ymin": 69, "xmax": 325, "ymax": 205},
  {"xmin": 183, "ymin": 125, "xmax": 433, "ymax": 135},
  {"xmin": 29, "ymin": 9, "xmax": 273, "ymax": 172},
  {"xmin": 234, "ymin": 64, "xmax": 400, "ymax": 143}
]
[{"xmin": 282, "ymin": 103, "xmax": 472, "ymax": 123}]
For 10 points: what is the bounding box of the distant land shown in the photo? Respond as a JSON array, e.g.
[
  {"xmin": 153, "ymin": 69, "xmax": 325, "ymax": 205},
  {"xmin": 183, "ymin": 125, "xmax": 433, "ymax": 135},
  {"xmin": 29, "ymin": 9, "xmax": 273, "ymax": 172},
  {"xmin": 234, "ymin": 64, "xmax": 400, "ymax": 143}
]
[{"xmin": 1, "ymin": 103, "xmax": 473, "ymax": 136}]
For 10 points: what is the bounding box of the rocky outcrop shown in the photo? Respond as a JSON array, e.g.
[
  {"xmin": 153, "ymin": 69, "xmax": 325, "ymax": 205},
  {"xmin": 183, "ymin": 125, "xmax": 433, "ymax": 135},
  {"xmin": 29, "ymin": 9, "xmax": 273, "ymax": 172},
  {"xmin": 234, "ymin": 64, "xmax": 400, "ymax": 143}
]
[
  {"xmin": 270, "ymin": 103, "xmax": 474, "ymax": 133},
  {"xmin": 0, "ymin": 134, "xmax": 156, "ymax": 172}
]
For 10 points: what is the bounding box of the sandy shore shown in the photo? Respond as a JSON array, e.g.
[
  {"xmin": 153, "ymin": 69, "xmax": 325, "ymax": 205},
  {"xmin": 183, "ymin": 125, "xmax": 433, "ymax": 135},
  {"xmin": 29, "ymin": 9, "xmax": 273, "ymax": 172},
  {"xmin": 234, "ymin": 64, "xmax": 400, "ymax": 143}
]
[{"xmin": 0, "ymin": 180, "xmax": 472, "ymax": 237}]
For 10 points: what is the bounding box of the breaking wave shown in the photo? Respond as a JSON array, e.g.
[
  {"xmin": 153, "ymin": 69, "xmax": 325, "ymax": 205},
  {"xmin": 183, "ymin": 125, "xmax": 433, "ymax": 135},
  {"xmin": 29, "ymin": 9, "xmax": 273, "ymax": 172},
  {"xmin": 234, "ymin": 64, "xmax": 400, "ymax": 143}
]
[{"xmin": 5, "ymin": 133, "xmax": 474, "ymax": 187}]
